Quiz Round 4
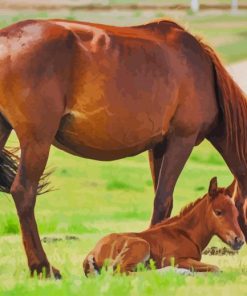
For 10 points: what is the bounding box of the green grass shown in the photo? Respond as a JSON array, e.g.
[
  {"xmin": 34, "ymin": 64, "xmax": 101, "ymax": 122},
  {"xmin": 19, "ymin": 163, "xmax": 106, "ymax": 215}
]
[
  {"xmin": 0, "ymin": 9, "xmax": 247, "ymax": 296},
  {"xmin": 1, "ymin": 136, "xmax": 246, "ymax": 295},
  {"xmin": 1, "ymin": 235, "xmax": 247, "ymax": 295}
]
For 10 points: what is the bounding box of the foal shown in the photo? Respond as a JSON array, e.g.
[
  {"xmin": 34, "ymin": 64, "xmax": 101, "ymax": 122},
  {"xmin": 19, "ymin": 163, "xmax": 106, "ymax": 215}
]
[{"xmin": 83, "ymin": 177, "xmax": 244, "ymax": 275}]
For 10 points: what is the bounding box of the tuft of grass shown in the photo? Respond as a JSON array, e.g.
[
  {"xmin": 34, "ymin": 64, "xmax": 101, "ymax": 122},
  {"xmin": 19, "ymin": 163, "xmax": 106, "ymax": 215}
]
[
  {"xmin": 0, "ymin": 215, "xmax": 19, "ymax": 235},
  {"xmin": 106, "ymin": 179, "xmax": 144, "ymax": 192},
  {"xmin": 132, "ymin": 10, "xmax": 142, "ymax": 18},
  {"xmin": 155, "ymin": 11, "xmax": 166, "ymax": 18}
]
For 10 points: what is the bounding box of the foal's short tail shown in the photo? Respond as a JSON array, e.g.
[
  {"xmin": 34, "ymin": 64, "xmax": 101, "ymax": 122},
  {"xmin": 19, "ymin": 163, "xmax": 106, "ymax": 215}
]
[
  {"xmin": 198, "ymin": 38, "xmax": 247, "ymax": 165},
  {"xmin": 0, "ymin": 148, "xmax": 51, "ymax": 195},
  {"xmin": 83, "ymin": 254, "xmax": 100, "ymax": 276}
]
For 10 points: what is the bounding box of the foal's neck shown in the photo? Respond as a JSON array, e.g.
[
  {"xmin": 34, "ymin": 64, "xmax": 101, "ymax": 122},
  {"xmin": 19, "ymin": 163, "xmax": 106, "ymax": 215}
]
[{"xmin": 175, "ymin": 197, "xmax": 213, "ymax": 251}]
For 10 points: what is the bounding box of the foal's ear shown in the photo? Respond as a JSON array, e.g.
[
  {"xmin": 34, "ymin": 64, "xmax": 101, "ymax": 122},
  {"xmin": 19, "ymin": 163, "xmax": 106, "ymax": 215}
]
[
  {"xmin": 208, "ymin": 177, "xmax": 218, "ymax": 199},
  {"xmin": 225, "ymin": 179, "xmax": 237, "ymax": 197}
]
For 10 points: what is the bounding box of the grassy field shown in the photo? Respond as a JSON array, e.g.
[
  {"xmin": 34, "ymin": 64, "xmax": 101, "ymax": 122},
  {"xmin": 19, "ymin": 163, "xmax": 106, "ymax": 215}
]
[{"xmin": 0, "ymin": 9, "xmax": 247, "ymax": 296}]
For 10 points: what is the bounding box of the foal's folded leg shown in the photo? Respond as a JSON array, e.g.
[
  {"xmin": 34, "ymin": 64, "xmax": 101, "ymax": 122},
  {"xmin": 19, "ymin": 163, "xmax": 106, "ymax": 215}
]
[
  {"xmin": 113, "ymin": 237, "xmax": 150, "ymax": 274},
  {"xmin": 176, "ymin": 258, "xmax": 220, "ymax": 272}
]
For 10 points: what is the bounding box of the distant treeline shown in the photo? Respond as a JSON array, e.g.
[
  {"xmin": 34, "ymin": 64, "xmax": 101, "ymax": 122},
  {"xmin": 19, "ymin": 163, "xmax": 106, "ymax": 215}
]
[{"xmin": 1, "ymin": 1, "xmax": 247, "ymax": 11}]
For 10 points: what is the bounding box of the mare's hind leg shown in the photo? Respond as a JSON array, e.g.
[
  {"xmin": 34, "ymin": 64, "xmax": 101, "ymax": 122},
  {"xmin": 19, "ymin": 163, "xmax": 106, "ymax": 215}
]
[
  {"xmin": 8, "ymin": 94, "xmax": 64, "ymax": 277},
  {"xmin": 0, "ymin": 115, "xmax": 12, "ymax": 151},
  {"xmin": 148, "ymin": 140, "xmax": 167, "ymax": 190},
  {"xmin": 10, "ymin": 139, "xmax": 61, "ymax": 278},
  {"xmin": 150, "ymin": 133, "xmax": 198, "ymax": 225}
]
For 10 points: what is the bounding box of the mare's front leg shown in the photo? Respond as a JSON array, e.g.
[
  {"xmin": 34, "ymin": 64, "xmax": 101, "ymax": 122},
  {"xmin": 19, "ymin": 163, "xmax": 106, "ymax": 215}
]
[
  {"xmin": 150, "ymin": 133, "xmax": 198, "ymax": 225},
  {"xmin": 8, "ymin": 84, "xmax": 64, "ymax": 277},
  {"xmin": 177, "ymin": 258, "xmax": 220, "ymax": 272}
]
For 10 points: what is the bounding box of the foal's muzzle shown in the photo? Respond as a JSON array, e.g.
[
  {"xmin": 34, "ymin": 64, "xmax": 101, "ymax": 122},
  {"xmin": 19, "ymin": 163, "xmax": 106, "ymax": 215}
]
[{"xmin": 230, "ymin": 236, "xmax": 245, "ymax": 250}]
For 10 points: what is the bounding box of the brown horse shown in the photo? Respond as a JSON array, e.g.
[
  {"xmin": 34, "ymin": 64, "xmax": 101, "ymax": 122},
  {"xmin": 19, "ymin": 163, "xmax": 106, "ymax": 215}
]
[
  {"xmin": 83, "ymin": 177, "xmax": 245, "ymax": 275},
  {"xmin": 226, "ymin": 179, "xmax": 247, "ymax": 242},
  {"xmin": 0, "ymin": 18, "xmax": 246, "ymax": 277}
]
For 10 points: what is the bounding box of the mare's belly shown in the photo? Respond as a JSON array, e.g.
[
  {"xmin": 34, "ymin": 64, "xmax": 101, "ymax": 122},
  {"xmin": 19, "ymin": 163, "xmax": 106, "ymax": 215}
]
[
  {"xmin": 52, "ymin": 34, "xmax": 178, "ymax": 160},
  {"xmin": 54, "ymin": 107, "xmax": 165, "ymax": 160}
]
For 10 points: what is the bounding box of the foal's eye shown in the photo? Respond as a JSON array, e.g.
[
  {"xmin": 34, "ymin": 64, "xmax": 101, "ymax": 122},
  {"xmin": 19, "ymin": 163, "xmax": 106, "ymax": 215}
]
[{"xmin": 215, "ymin": 209, "xmax": 222, "ymax": 216}]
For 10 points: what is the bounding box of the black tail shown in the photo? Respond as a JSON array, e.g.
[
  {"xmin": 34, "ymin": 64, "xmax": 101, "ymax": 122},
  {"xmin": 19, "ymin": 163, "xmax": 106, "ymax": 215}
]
[{"xmin": 0, "ymin": 147, "xmax": 52, "ymax": 195}]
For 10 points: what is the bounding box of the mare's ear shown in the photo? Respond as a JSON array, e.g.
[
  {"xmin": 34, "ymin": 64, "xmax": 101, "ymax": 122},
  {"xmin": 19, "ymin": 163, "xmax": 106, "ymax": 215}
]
[
  {"xmin": 225, "ymin": 179, "xmax": 237, "ymax": 197},
  {"xmin": 208, "ymin": 177, "xmax": 218, "ymax": 199}
]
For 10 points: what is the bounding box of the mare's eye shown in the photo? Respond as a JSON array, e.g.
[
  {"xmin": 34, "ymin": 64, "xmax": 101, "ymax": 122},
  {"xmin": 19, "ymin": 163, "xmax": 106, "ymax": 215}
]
[{"xmin": 215, "ymin": 209, "xmax": 222, "ymax": 216}]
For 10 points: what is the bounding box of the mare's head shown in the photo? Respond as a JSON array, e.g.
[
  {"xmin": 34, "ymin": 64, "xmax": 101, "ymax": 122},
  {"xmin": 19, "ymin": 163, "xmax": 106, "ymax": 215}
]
[{"xmin": 206, "ymin": 177, "xmax": 245, "ymax": 250}]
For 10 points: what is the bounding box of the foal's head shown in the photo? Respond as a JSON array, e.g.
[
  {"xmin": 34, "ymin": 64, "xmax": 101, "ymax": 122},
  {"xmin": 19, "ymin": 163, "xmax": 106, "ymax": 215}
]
[{"xmin": 206, "ymin": 177, "xmax": 245, "ymax": 250}]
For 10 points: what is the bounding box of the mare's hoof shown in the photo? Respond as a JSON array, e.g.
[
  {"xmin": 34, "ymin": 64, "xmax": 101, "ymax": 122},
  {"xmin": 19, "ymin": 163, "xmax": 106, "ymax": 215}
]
[
  {"xmin": 53, "ymin": 267, "xmax": 62, "ymax": 280},
  {"xmin": 30, "ymin": 264, "xmax": 62, "ymax": 279},
  {"xmin": 54, "ymin": 273, "xmax": 62, "ymax": 280}
]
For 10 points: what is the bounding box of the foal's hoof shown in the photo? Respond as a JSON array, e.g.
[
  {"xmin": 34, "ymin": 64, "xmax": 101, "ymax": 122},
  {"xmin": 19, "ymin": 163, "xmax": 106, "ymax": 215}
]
[{"xmin": 210, "ymin": 266, "xmax": 221, "ymax": 273}]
